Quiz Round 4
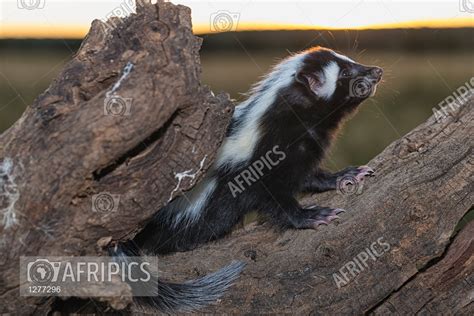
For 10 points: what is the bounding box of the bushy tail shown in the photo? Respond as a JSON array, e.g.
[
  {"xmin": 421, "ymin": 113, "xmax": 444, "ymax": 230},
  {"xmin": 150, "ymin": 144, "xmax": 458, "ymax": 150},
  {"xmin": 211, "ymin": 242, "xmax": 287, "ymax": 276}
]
[{"xmin": 109, "ymin": 242, "xmax": 245, "ymax": 312}]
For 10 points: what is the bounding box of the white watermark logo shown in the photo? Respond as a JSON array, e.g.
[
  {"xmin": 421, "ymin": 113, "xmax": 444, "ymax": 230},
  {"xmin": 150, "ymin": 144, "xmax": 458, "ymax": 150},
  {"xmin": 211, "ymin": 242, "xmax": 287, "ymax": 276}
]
[
  {"xmin": 333, "ymin": 237, "xmax": 390, "ymax": 288},
  {"xmin": 336, "ymin": 174, "xmax": 364, "ymax": 196},
  {"xmin": 104, "ymin": 95, "xmax": 133, "ymax": 116},
  {"xmin": 21, "ymin": 256, "xmax": 158, "ymax": 297},
  {"xmin": 92, "ymin": 192, "xmax": 120, "ymax": 214},
  {"xmin": 349, "ymin": 77, "xmax": 376, "ymax": 98},
  {"xmin": 17, "ymin": 0, "xmax": 45, "ymax": 10},
  {"xmin": 459, "ymin": 0, "xmax": 474, "ymax": 13},
  {"xmin": 27, "ymin": 259, "xmax": 61, "ymax": 284},
  {"xmin": 228, "ymin": 145, "xmax": 286, "ymax": 197},
  {"xmin": 336, "ymin": 166, "xmax": 374, "ymax": 196},
  {"xmin": 432, "ymin": 76, "xmax": 473, "ymax": 123},
  {"xmin": 210, "ymin": 10, "xmax": 240, "ymax": 32},
  {"xmin": 99, "ymin": 0, "xmax": 151, "ymax": 33}
]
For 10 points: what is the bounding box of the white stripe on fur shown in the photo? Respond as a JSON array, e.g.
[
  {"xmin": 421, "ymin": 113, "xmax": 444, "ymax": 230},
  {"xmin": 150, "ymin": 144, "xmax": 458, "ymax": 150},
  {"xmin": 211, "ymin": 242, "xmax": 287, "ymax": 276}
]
[
  {"xmin": 332, "ymin": 51, "xmax": 355, "ymax": 64},
  {"xmin": 319, "ymin": 61, "xmax": 340, "ymax": 100},
  {"xmin": 172, "ymin": 177, "xmax": 217, "ymax": 227},
  {"xmin": 216, "ymin": 53, "xmax": 306, "ymax": 168}
]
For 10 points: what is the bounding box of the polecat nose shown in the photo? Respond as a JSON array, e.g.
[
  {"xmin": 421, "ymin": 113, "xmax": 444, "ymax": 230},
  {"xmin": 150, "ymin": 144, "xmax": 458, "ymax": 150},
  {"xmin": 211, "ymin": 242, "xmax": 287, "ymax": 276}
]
[{"xmin": 369, "ymin": 67, "xmax": 383, "ymax": 80}]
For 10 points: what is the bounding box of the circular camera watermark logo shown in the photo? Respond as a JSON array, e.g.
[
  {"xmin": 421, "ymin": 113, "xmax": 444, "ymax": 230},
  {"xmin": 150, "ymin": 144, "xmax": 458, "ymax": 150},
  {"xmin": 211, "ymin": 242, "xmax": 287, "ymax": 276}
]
[
  {"xmin": 349, "ymin": 77, "xmax": 374, "ymax": 98},
  {"xmin": 336, "ymin": 175, "xmax": 364, "ymax": 196},
  {"xmin": 17, "ymin": 0, "xmax": 46, "ymax": 10},
  {"xmin": 210, "ymin": 10, "xmax": 240, "ymax": 32},
  {"xmin": 92, "ymin": 192, "xmax": 120, "ymax": 214},
  {"xmin": 459, "ymin": 0, "xmax": 474, "ymax": 13},
  {"xmin": 104, "ymin": 95, "xmax": 132, "ymax": 116},
  {"xmin": 27, "ymin": 259, "xmax": 58, "ymax": 284}
]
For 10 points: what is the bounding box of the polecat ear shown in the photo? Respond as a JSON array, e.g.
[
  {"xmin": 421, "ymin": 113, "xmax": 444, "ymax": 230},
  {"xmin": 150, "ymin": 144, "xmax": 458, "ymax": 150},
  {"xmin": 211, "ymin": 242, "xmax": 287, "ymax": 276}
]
[{"xmin": 295, "ymin": 71, "xmax": 325, "ymax": 96}]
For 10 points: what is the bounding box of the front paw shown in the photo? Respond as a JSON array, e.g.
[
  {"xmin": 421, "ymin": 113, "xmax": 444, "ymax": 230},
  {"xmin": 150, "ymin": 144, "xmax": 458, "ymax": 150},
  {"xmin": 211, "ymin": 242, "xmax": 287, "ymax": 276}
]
[{"xmin": 336, "ymin": 166, "xmax": 374, "ymax": 194}]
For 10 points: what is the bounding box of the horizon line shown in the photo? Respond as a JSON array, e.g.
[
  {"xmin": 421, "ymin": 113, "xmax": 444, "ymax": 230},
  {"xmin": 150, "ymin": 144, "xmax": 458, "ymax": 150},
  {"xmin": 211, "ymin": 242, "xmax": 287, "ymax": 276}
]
[{"xmin": 1, "ymin": 18, "xmax": 472, "ymax": 40}]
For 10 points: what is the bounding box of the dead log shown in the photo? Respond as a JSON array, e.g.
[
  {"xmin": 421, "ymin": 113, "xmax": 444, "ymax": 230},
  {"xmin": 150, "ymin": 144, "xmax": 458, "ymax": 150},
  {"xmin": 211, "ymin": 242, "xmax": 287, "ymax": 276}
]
[
  {"xmin": 0, "ymin": 1, "xmax": 232, "ymax": 314},
  {"xmin": 0, "ymin": 0, "xmax": 472, "ymax": 314},
  {"xmin": 159, "ymin": 95, "xmax": 473, "ymax": 314}
]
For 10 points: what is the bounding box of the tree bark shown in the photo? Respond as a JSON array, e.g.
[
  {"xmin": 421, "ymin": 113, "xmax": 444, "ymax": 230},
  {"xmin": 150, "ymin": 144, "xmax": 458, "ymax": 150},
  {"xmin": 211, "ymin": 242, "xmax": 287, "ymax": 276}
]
[
  {"xmin": 0, "ymin": 1, "xmax": 472, "ymax": 315},
  {"xmin": 0, "ymin": 1, "xmax": 232, "ymax": 314},
  {"xmin": 159, "ymin": 96, "xmax": 473, "ymax": 315}
]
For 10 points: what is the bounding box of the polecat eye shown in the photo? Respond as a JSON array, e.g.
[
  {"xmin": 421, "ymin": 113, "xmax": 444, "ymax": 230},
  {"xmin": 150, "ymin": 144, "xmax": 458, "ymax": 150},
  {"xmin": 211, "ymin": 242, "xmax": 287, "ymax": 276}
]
[{"xmin": 340, "ymin": 69, "xmax": 352, "ymax": 78}]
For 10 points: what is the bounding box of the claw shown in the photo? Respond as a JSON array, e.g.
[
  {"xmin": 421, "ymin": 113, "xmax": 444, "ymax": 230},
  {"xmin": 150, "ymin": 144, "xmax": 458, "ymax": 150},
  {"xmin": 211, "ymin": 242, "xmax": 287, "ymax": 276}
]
[
  {"xmin": 358, "ymin": 165, "xmax": 375, "ymax": 174},
  {"xmin": 350, "ymin": 166, "xmax": 375, "ymax": 182},
  {"xmin": 334, "ymin": 208, "xmax": 346, "ymax": 214},
  {"xmin": 312, "ymin": 220, "xmax": 329, "ymax": 227},
  {"xmin": 302, "ymin": 206, "xmax": 347, "ymax": 229}
]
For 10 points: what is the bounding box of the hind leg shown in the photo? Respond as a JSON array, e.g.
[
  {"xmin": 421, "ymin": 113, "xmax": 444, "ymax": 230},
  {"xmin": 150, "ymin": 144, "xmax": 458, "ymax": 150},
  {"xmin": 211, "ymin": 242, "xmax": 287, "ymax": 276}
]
[
  {"xmin": 261, "ymin": 194, "xmax": 344, "ymax": 229},
  {"xmin": 283, "ymin": 205, "xmax": 345, "ymax": 229}
]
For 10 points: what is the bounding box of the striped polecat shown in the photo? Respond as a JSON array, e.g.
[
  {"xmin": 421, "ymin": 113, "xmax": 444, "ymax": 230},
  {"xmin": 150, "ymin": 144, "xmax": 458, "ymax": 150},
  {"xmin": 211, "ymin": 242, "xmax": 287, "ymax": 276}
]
[{"xmin": 112, "ymin": 46, "xmax": 383, "ymax": 312}]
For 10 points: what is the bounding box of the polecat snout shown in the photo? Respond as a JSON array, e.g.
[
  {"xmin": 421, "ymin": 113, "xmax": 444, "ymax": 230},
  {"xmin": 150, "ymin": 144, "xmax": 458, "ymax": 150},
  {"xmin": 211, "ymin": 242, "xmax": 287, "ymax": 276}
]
[{"xmin": 112, "ymin": 46, "xmax": 383, "ymax": 312}]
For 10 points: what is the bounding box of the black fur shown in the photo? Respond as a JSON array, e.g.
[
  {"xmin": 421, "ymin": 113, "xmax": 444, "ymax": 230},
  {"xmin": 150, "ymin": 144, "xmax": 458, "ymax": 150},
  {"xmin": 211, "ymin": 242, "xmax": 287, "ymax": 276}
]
[
  {"xmin": 134, "ymin": 46, "xmax": 382, "ymax": 250},
  {"xmin": 114, "ymin": 46, "xmax": 383, "ymax": 311}
]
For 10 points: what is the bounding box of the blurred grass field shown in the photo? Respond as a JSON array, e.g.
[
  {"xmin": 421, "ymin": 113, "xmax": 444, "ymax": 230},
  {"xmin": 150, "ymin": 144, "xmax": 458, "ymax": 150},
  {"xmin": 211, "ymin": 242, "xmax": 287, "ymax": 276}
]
[{"xmin": 1, "ymin": 29, "xmax": 473, "ymax": 170}]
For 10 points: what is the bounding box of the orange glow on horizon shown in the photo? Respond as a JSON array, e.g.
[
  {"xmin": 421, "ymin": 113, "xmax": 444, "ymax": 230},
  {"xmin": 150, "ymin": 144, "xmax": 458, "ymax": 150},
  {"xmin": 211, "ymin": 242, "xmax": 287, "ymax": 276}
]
[
  {"xmin": 194, "ymin": 18, "xmax": 474, "ymax": 33},
  {"xmin": 0, "ymin": 18, "xmax": 472, "ymax": 39}
]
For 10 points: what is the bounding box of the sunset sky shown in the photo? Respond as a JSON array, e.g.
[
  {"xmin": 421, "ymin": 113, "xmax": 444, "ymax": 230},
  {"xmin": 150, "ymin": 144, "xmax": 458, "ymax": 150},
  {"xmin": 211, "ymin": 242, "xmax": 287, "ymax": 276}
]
[{"xmin": 0, "ymin": 0, "xmax": 473, "ymax": 39}]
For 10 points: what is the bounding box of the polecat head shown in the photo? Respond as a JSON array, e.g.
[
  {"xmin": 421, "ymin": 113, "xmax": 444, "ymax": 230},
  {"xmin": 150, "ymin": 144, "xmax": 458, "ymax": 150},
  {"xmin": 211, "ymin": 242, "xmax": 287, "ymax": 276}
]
[{"xmin": 295, "ymin": 47, "xmax": 383, "ymax": 108}]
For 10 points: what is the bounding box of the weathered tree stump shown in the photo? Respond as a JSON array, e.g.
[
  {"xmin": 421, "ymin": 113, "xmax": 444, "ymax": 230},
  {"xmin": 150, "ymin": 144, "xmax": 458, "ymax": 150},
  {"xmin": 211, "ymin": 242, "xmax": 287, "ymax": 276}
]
[
  {"xmin": 0, "ymin": 2, "xmax": 232, "ymax": 314},
  {"xmin": 0, "ymin": 1, "xmax": 472, "ymax": 314}
]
